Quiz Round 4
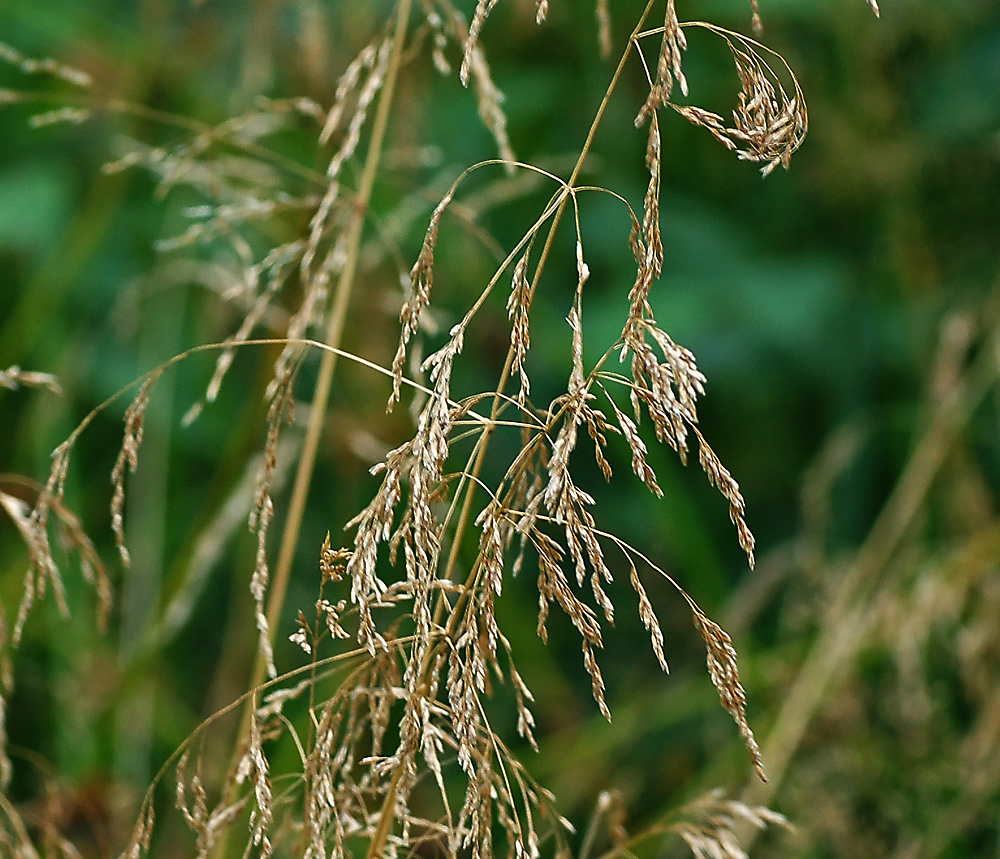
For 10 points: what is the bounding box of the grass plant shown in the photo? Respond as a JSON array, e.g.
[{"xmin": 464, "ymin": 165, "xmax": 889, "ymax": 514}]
[{"xmin": 14, "ymin": 1, "xmax": 985, "ymax": 858}]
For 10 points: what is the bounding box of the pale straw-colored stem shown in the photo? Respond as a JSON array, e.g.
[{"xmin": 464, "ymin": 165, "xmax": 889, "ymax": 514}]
[{"xmin": 219, "ymin": 1, "xmax": 413, "ymax": 855}]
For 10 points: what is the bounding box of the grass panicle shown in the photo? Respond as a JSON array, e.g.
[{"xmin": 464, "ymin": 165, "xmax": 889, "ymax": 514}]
[{"xmin": 0, "ymin": 2, "xmax": 828, "ymax": 856}]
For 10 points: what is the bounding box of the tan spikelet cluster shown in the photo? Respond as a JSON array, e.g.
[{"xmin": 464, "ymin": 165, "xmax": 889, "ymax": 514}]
[
  {"xmin": 111, "ymin": 372, "xmax": 161, "ymax": 568},
  {"xmin": 174, "ymin": 751, "xmax": 245, "ymax": 855},
  {"xmin": 406, "ymin": 0, "xmax": 513, "ymax": 168},
  {"xmin": 0, "ymin": 365, "xmax": 63, "ymax": 395},
  {"xmin": 248, "ymin": 370, "xmax": 297, "ymax": 680},
  {"xmin": 666, "ymin": 26, "xmax": 808, "ymax": 177},
  {"xmin": 670, "ymin": 789, "xmax": 791, "ymax": 858},
  {"xmin": 14, "ymin": 430, "xmax": 113, "ymax": 648},
  {"xmin": 0, "ymin": 39, "xmax": 92, "ymax": 88},
  {"xmin": 693, "ymin": 610, "xmax": 766, "ymax": 781},
  {"xmin": 627, "ymin": 24, "xmax": 757, "ymax": 567}
]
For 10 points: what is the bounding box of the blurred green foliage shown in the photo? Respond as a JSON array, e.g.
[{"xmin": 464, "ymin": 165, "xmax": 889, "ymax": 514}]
[{"xmin": 2, "ymin": 0, "xmax": 1000, "ymax": 857}]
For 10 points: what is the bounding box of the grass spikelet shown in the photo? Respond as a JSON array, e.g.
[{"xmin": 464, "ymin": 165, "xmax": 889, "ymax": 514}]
[
  {"xmin": 391, "ymin": 188, "xmax": 455, "ymax": 408},
  {"xmin": 600, "ymin": 382, "xmax": 661, "ymax": 496},
  {"xmin": 0, "ymin": 39, "xmax": 92, "ymax": 88},
  {"xmin": 320, "ymin": 37, "xmax": 389, "ymax": 147},
  {"xmin": 306, "ymin": 36, "xmax": 391, "ymax": 266},
  {"xmin": 111, "ymin": 372, "xmax": 161, "ymax": 568},
  {"xmin": 476, "ymin": 501, "xmax": 505, "ymax": 658},
  {"xmin": 175, "ymin": 751, "xmax": 213, "ymax": 853},
  {"xmin": 582, "ymin": 639, "xmax": 611, "ymax": 721},
  {"xmin": 694, "ymin": 427, "xmax": 756, "ymax": 568},
  {"xmin": 629, "ymin": 558, "xmax": 668, "ymax": 673},
  {"xmin": 119, "ymin": 802, "xmax": 155, "ymax": 859},
  {"xmin": 4, "ymin": 477, "xmax": 110, "ymax": 643},
  {"xmin": 507, "ymin": 252, "xmax": 532, "ymax": 403},
  {"xmin": 461, "ymin": 0, "xmax": 501, "ymax": 86},
  {"xmin": 667, "ymin": 26, "xmax": 808, "ymax": 176},
  {"xmin": 692, "ymin": 610, "xmax": 766, "ymax": 782},
  {"xmin": 670, "ymin": 789, "xmax": 791, "ymax": 858},
  {"xmin": 249, "ymin": 369, "xmax": 296, "ymax": 679},
  {"xmin": 0, "ymin": 367, "xmax": 63, "ymax": 395},
  {"xmin": 241, "ymin": 708, "xmax": 274, "ymax": 858},
  {"xmin": 15, "ymin": 442, "xmax": 73, "ymax": 645},
  {"xmin": 452, "ymin": 3, "xmax": 515, "ymax": 167}
]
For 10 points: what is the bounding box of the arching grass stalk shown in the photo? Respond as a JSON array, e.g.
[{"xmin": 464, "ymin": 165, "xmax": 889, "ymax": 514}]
[{"xmin": 363, "ymin": 5, "xmax": 660, "ymax": 856}]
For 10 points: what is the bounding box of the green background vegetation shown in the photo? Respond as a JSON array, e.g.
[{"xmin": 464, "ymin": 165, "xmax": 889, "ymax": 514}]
[{"xmin": 2, "ymin": 0, "xmax": 1000, "ymax": 856}]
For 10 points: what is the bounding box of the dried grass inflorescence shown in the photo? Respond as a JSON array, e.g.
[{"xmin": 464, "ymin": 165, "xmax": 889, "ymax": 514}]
[
  {"xmin": 0, "ymin": 1, "xmax": 816, "ymax": 856},
  {"xmin": 637, "ymin": 16, "xmax": 808, "ymax": 177},
  {"xmin": 670, "ymin": 789, "xmax": 792, "ymax": 858}
]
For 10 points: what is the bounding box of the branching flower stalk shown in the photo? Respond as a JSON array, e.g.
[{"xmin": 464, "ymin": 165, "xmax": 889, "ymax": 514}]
[{"xmin": 356, "ymin": 8, "xmax": 668, "ymax": 847}]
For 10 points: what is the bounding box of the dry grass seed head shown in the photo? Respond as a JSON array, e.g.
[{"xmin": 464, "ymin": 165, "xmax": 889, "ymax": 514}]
[
  {"xmin": 461, "ymin": 0, "xmax": 501, "ymax": 85},
  {"xmin": 508, "ymin": 658, "xmax": 538, "ymax": 750},
  {"xmin": 634, "ymin": 3, "xmax": 687, "ymax": 124},
  {"xmin": 391, "ymin": 188, "xmax": 455, "ymax": 408},
  {"xmin": 344, "ymin": 450, "xmax": 403, "ymax": 653},
  {"xmin": 628, "ymin": 559, "xmax": 669, "ymax": 673},
  {"xmin": 0, "ymin": 39, "xmax": 92, "ymax": 88},
  {"xmin": 320, "ymin": 36, "xmax": 390, "ymax": 148},
  {"xmin": 599, "ymin": 382, "xmax": 662, "ymax": 496},
  {"xmin": 692, "ymin": 610, "xmax": 766, "ymax": 781},
  {"xmin": 449, "ymin": 2, "xmax": 515, "ymax": 167},
  {"xmin": 694, "ymin": 427, "xmax": 755, "ymax": 567},
  {"xmin": 671, "ymin": 789, "xmax": 790, "ymax": 859},
  {"xmin": 659, "ymin": 0, "xmax": 688, "ymax": 99},
  {"xmin": 320, "ymin": 533, "xmax": 352, "ymax": 583},
  {"xmin": 4, "ymin": 478, "xmax": 110, "ymax": 646},
  {"xmin": 507, "ymin": 252, "xmax": 533, "ymax": 403},
  {"xmin": 111, "ymin": 371, "xmax": 161, "ymax": 568},
  {"xmin": 667, "ymin": 28, "xmax": 808, "ymax": 177},
  {"xmin": 248, "ymin": 369, "xmax": 296, "ymax": 679},
  {"xmin": 541, "ymin": 400, "xmax": 616, "ymax": 629},
  {"xmin": 15, "ymin": 442, "xmax": 74, "ymax": 645},
  {"xmin": 422, "ymin": 1, "xmax": 453, "ymax": 76},
  {"xmin": 183, "ymin": 244, "xmax": 303, "ymax": 422},
  {"xmin": 0, "ymin": 366, "xmax": 63, "ymax": 395},
  {"xmin": 119, "ymin": 802, "xmax": 155, "ymax": 859},
  {"xmin": 236, "ymin": 709, "xmax": 274, "ymax": 857},
  {"xmin": 531, "ymin": 530, "xmax": 613, "ymax": 718},
  {"xmin": 176, "ymin": 755, "xmax": 247, "ymax": 857},
  {"xmin": 475, "ymin": 501, "xmax": 506, "ymax": 659},
  {"xmin": 303, "ymin": 35, "xmax": 391, "ymax": 274},
  {"xmin": 622, "ymin": 327, "xmax": 698, "ymax": 464},
  {"xmin": 7, "ymin": 1, "xmax": 811, "ymax": 851}
]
